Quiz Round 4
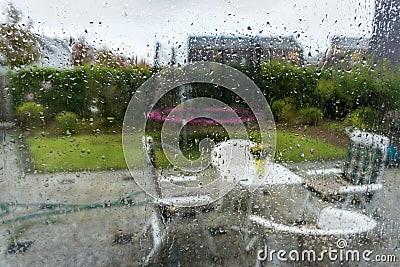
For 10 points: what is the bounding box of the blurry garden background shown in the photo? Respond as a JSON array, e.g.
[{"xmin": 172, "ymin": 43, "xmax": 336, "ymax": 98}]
[{"xmin": 1, "ymin": 2, "xmax": 400, "ymax": 173}]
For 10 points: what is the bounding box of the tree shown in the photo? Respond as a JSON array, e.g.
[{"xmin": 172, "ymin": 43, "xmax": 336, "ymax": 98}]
[
  {"xmin": 95, "ymin": 49, "xmax": 130, "ymax": 68},
  {"xmin": 0, "ymin": 3, "xmax": 40, "ymax": 67},
  {"xmin": 71, "ymin": 37, "xmax": 95, "ymax": 66}
]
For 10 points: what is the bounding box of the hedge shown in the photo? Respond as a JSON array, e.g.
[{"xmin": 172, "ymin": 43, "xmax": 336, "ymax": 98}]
[
  {"xmin": 9, "ymin": 59, "xmax": 400, "ymax": 130},
  {"xmin": 232, "ymin": 59, "xmax": 400, "ymax": 123},
  {"xmin": 10, "ymin": 65, "xmax": 151, "ymax": 120}
]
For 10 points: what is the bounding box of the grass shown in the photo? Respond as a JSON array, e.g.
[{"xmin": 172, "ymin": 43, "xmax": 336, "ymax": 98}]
[
  {"xmin": 26, "ymin": 134, "xmax": 128, "ymax": 172},
  {"xmin": 25, "ymin": 130, "xmax": 347, "ymax": 172},
  {"xmin": 275, "ymin": 131, "xmax": 347, "ymax": 162}
]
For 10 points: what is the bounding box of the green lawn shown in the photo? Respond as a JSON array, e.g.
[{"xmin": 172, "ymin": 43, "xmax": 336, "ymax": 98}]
[
  {"xmin": 275, "ymin": 131, "xmax": 347, "ymax": 162},
  {"xmin": 26, "ymin": 134, "xmax": 128, "ymax": 172},
  {"xmin": 26, "ymin": 131, "xmax": 347, "ymax": 172}
]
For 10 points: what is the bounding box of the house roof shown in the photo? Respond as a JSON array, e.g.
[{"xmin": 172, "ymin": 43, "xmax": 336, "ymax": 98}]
[
  {"xmin": 188, "ymin": 35, "xmax": 302, "ymax": 51},
  {"xmin": 331, "ymin": 36, "xmax": 370, "ymax": 51}
]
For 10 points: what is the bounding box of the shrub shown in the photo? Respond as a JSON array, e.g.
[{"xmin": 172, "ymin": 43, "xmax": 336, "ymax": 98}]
[
  {"xmin": 390, "ymin": 116, "xmax": 400, "ymax": 132},
  {"xmin": 316, "ymin": 78, "xmax": 336, "ymax": 116},
  {"xmin": 299, "ymin": 107, "xmax": 323, "ymax": 126},
  {"xmin": 10, "ymin": 65, "xmax": 151, "ymax": 119},
  {"xmin": 259, "ymin": 60, "xmax": 319, "ymax": 108},
  {"xmin": 271, "ymin": 98, "xmax": 297, "ymax": 124},
  {"xmin": 55, "ymin": 111, "xmax": 79, "ymax": 134},
  {"xmin": 271, "ymin": 99, "xmax": 285, "ymax": 119},
  {"xmin": 344, "ymin": 107, "xmax": 381, "ymax": 131},
  {"xmin": 16, "ymin": 102, "xmax": 45, "ymax": 128},
  {"xmin": 316, "ymin": 78, "xmax": 335, "ymax": 101}
]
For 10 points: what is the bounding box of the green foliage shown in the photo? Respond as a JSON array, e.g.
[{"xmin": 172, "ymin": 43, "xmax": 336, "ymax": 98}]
[
  {"xmin": 323, "ymin": 121, "xmax": 345, "ymax": 132},
  {"xmin": 299, "ymin": 107, "xmax": 323, "ymax": 126},
  {"xmin": 344, "ymin": 106, "xmax": 382, "ymax": 131},
  {"xmin": 233, "ymin": 58, "xmax": 400, "ymax": 124},
  {"xmin": 10, "ymin": 65, "xmax": 151, "ymax": 121},
  {"xmin": 190, "ymin": 83, "xmax": 237, "ymax": 104},
  {"xmin": 327, "ymin": 61, "xmax": 400, "ymax": 119},
  {"xmin": 55, "ymin": 111, "xmax": 79, "ymax": 134},
  {"xmin": 316, "ymin": 78, "xmax": 335, "ymax": 111},
  {"xmin": 10, "ymin": 67, "xmax": 87, "ymax": 117},
  {"xmin": 0, "ymin": 4, "xmax": 40, "ymax": 67},
  {"xmin": 10, "ymin": 58, "xmax": 400, "ymax": 130},
  {"xmin": 260, "ymin": 60, "xmax": 319, "ymax": 109},
  {"xmin": 271, "ymin": 99, "xmax": 285, "ymax": 120},
  {"xmin": 271, "ymin": 98, "xmax": 297, "ymax": 124},
  {"xmin": 16, "ymin": 102, "xmax": 45, "ymax": 128},
  {"xmin": 86, "ymin": 66, "xmax": 151, "ymax": 120},
  {"xmin": 344, "ymin": 109, "xmax": 366, "ymax": 130}
]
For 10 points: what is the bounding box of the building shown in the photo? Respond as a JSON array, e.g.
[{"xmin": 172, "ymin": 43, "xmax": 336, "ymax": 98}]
[
  {"xmin": 369, "ymin": 0, "xmax": 400, "ymax": 63},
  {"xmin": 325, "ymin": 36, "xmax": 370, "ymax": 67},
  {"xmin": 187, "ymin": 35, "xmax": 304, "ymax": 65},
  {"xmin": 37, "ymin": 36, "xmax": 72, "ymax": 68}
]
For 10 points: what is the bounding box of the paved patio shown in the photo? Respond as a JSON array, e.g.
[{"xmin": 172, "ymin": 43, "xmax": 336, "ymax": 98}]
[{"xmin": 1, "ymin": 125, "xmax": 399, "ymax": 266}]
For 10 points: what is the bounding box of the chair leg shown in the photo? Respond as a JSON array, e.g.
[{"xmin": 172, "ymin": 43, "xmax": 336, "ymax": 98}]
[
  {"xmin": 296, "ymin": 191, "xmax": 319, "ymax": 222},
  {"xmin": 359, "ymin": 195, "xmax": 372, "ymax": 214},
  {"xmin": 296, "ymin": 192, "xmax": 311, "ymax": 221},
  {"xmin": 143, "ymin": 213, "xmax": 165, "ymax": 266},
  {"xmin": 342, "ymin": 193, "xmax": 373, "ymax": 214},
  {"xmin": 341, "ymin": 193, "xmax": 354, "ymax": 209},
  {"xmin": 245, "ymin": 236, "xmax": 258, "ymax": 252},
  {"xmin": 197, "ymin": 212, "xmax": 219, "ymax": 257},
  {"xmin": 244, "ymin": 192, "xmax": 254, "ymax": 244}
]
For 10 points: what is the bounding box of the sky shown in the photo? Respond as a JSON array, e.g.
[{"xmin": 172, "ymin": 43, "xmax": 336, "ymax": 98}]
[{"xmin": 0, "ymin": 0, "xmax": 375, "ymax": 65}]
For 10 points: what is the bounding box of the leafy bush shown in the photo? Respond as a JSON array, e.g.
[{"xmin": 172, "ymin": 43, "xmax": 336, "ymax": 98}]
[
  {"xmin": 259, "ymin": 60, "xmax": 319, "ymax": 108},
  {"xmin": 299, "ymin": 107, "xmax": 323, "ymax": 126},
  {"xmin": 258, "ymin": 58, "xmax": 400, "ymax": 121},
  {"xmin": 55, "ymin": 111, "xmax": 79, "ymax": 134},
  {"xmin": 11, "ymin": 68, "xmax": 86, "ymax": 117},
  {"xmin": 316, "ymin": 78, "xmax": 335, "ymax": 101},
  {"xmin": 10, "ymin": 66, "xmax": 151, "ymax": 120},
  {"xmin": 344, "ymin": 107, "xmax": 381, "ymax": 131},
  {"xmin": 10, "ymin": 60, "xmax": 400, "ymax": 129},
  {"xmin": 316, "ymin": 78, "xmax": 336, "ymax": 117},
  {"xmin": 271, "ymin": 98, "xmax": 297, "ymax": 124},
  {"xmin": 16, "ymin": 102, "xmax": 45, "ymax": 128},
  {"xmin": 390, "ymin": 117, "xmax": 400, "ymax": 132},
  {"xmin": 344, "ymin": 109, "xmax": 366, "ymax": 130}
]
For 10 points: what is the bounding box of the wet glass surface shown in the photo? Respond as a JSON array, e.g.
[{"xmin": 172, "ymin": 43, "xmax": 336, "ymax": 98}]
[{"xmin": 0, "ymin": 1, "xmax": 400, "ymax": 266}]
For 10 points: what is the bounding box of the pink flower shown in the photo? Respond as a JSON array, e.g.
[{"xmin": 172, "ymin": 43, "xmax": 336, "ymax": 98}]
[
  {"xmin": 25, "ymin": 93, "xmax": 34, "ymax": 101},
  {"xmin": 43, "ymin": 82, "xmax": 52, "ymax": 90}
]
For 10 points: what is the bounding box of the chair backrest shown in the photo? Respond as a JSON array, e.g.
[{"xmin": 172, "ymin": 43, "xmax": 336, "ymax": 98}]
[
  {"xmin": 211, "ymin": 139, "xmax": 257, "ymax": 185},
  {"xmin": 142, "ymin": 135, "xmax": 214, "ymax": 207},
  {"xmin": 342, "ymin": 129, "xmax": 389, "ymax": 185}
]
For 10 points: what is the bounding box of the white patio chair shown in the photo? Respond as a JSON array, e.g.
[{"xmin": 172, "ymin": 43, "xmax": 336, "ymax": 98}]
[
  {"xmin": 138, "ymin": 136, "xmax": 217, "ymax": 266},
  {"xmin": 303, "ymin": 128, "xmax": 389, "ymax": 213}
]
